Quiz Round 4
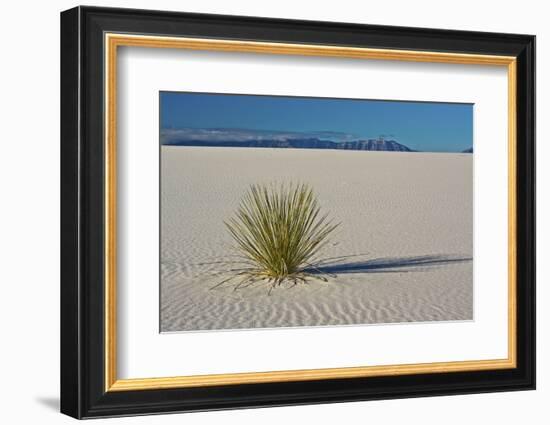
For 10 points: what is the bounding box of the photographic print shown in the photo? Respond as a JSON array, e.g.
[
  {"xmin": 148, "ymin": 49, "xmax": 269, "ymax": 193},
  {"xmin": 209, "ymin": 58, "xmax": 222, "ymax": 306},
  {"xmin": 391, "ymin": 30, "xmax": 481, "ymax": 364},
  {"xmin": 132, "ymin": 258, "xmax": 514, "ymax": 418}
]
[{"xmin": 160, "ymin": 92, "xmax": 473, "ymax": 332}]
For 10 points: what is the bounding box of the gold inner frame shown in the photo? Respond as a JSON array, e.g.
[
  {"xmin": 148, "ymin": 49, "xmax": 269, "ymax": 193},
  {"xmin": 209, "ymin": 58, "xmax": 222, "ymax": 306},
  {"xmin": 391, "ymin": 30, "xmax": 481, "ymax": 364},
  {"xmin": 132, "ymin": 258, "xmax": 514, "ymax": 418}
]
[{"xmin": 104, "ymin": 33, "xmax": 517, "ymax": 392}]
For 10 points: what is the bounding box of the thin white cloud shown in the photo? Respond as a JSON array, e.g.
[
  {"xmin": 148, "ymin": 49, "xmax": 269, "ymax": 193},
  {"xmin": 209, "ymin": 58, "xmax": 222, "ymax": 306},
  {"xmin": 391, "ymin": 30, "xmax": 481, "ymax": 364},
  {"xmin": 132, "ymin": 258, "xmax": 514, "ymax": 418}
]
[{"xmin": 160, "ymin": 128, "xmax": 358, "ymax": 144}]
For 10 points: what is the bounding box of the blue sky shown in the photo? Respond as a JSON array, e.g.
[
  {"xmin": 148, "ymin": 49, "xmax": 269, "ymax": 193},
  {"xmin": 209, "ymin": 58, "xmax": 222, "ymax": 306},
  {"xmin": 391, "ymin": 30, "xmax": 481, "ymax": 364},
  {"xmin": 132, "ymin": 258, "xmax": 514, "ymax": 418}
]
[{"xmin": 160, "ymin": 92, "xmax": 473, "ymax": 152}]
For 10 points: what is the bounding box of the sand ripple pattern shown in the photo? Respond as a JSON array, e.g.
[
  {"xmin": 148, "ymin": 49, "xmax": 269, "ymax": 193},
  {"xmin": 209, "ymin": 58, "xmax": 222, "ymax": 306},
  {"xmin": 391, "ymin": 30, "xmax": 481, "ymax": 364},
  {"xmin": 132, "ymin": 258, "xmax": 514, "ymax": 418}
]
[{"xmin": 160, "ymin": 147, "xmax": 473, "ymax": 332}]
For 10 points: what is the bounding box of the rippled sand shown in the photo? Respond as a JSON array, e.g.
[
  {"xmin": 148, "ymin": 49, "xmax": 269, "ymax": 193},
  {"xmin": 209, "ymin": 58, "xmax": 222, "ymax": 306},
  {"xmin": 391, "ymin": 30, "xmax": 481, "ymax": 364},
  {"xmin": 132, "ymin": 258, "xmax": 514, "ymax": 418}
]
[{"xmin": 160, "ymin": 146, "xmax": 473, "ymax": 332}]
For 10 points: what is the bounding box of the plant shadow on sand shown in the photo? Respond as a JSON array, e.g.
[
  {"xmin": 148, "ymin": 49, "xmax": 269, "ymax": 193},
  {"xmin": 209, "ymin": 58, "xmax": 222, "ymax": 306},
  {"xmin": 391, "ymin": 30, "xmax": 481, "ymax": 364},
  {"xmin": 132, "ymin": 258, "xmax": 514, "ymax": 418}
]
[
  {"xmin": 304, "ymin": 254, "xmax": 472, "ymax": 276},
  {"xmin": 205, "ymin": 254, "xmax": 472, "ymax": 296}
]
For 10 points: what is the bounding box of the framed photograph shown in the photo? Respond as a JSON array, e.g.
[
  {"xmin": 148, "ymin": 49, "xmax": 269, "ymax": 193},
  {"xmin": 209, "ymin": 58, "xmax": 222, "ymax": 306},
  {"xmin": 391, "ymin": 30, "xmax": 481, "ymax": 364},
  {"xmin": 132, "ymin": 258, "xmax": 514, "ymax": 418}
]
[{"xmin": 60, "ymin": 6, "xmax": 535, "ymax": 419}]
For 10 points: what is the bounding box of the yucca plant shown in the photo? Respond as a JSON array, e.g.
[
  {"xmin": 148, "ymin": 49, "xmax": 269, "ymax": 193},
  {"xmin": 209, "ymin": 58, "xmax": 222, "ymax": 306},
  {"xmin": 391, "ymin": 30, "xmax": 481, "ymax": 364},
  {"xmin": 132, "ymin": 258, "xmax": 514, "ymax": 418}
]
[{"xmin": 212, "ymin": 182, "xmax": 339, "ymax": 294}]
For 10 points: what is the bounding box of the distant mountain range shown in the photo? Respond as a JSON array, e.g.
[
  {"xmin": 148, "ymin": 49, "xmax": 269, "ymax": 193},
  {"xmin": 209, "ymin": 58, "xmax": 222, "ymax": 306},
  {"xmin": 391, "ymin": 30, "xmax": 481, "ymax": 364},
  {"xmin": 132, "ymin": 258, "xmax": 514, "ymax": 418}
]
[
  {"xmin": 161, "ymin": 128, "xmax": 472, "ymax": 153},
  {"xmin": 462, "ymin": 147, "xmax": 473, "ymax": 153},
  {"xmin": 164, "ymin": 137, "xmax": 414, "ymax": 152}
]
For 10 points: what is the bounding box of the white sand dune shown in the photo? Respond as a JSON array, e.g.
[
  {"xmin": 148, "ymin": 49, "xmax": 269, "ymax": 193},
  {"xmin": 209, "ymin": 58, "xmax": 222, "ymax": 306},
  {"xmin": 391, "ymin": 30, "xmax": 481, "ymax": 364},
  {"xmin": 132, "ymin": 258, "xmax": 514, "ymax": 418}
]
[{"xmin": 160, "ymin": 146, "xmax": 473, "ymax": 332}]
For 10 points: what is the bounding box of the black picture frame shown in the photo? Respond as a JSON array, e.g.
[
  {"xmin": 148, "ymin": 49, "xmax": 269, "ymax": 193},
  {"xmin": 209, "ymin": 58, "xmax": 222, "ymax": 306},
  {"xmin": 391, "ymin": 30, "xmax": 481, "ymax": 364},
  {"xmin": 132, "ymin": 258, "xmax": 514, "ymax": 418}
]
[{"xmin": 61, "ymin": 5, "xmax": 535, "ymax": 419}]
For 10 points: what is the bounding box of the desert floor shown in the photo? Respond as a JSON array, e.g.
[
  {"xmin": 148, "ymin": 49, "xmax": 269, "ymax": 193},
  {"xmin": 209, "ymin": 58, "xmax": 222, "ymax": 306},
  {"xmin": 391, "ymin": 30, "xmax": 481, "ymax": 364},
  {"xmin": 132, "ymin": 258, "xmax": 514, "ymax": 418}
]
[{"xmin": 160, "ymin": 146, "xmax": 473, "ymax": 332}]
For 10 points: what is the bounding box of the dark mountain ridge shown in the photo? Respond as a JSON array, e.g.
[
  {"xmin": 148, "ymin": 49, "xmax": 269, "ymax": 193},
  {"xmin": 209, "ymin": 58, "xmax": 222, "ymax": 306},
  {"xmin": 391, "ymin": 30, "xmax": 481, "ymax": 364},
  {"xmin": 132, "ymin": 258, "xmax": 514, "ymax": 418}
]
[{"xmin": 164, "ymin": 137, "xmax": 415, "ymax": 152}]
